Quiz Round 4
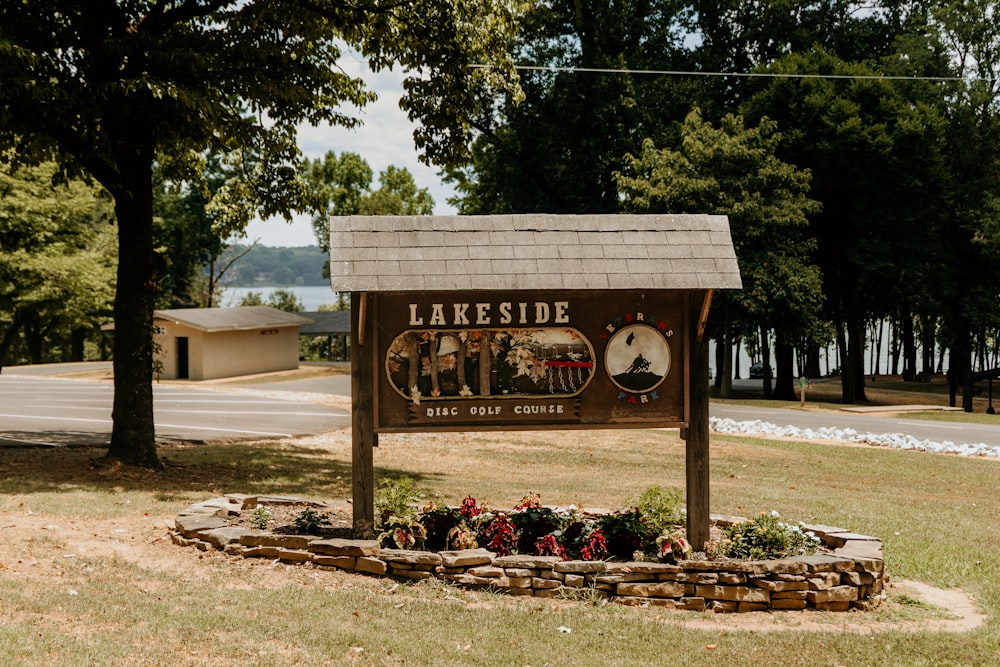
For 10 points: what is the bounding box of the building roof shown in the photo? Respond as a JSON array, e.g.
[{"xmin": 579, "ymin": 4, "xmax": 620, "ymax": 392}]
[
  {"xmin": 154, "ymin": 306, "xmax": 313, "ymax": 332},
  {"xmin": 328, "ymin": 214, "xmax": 742, "ymax": 292},
  {"xmin": 298, "ymin": 310, "xmax": 351, "ymax": 335}
]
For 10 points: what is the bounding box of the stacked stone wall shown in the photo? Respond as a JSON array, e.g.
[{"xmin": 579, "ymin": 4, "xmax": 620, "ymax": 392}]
[{"xmin": 171, "ymin": 495, "xmax": 886, "ymax": 613}]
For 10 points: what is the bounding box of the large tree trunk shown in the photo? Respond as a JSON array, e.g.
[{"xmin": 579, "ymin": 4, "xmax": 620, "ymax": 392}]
[
  {"xmin": 715, "ymin": 300, "xmax": 733, "ymax": 398},
  {"xmin": 759, "ymin": 325, "xmax": 773, "ymax": 399},
  {"xmin": 105, "ymin": 152, "xmax": 161, "ymax": 469},
  {"xmin": 771, "ymin": 332, "xmax": 797, "ymax": 401}
]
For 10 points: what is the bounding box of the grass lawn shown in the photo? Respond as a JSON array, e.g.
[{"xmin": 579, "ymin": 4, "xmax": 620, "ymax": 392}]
[{"xmin": 1, "ymin": 421, "xmax": 998, "ymax": 666}]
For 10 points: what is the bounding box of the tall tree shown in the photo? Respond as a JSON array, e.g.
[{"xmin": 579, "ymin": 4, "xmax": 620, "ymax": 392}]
[
  {"xmin": 742, "ymin": 49, "xmax": 948, "ymax": 403},
  {"xmin": 302, "ymin": 152, "xmax": 433, "ymax": 252},
  {"xmin": 153, "ymin": 156, "xmax": 228, "ymax": 308},
  {"xmin": 0, "ymin": 1, "xmax": 520, "ymax": 467},
  {"xmin": 0, "ymin": 160, "xmax": 116, "ymax": 370},
  {"xmin": 449, "ymin": 0, "xmax": 696, "ymax": 214},
  {"xmin": 616, "ymin": 108, "xmax": 824, "ymax": 400},
  {"xmin": 929, "ymin": 0, "xmax": 1000, "ymax": 409}
]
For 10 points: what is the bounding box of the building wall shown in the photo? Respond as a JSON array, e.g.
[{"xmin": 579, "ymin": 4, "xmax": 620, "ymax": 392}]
[{"xmin": 155, "ymin": 323, "xmax": 300, "ymax": 380}]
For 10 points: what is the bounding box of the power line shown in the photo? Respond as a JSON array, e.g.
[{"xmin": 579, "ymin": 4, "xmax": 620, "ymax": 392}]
[{"xmin": 471, "ymin": 63, "xmax": 994, "ymax": 83}]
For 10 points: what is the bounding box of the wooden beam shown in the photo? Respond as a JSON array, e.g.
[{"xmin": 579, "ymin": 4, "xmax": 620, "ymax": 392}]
[
  {"xmin": 686, "ymin": 290, "xmax": 711, "ymax": 550},
  {"xmin": 697, "ymin": 289, "xmax": 714, "ymax": 343},
  {"xmin": 351, "ymin": 291, "xmax": 376, "ymax": 534}
]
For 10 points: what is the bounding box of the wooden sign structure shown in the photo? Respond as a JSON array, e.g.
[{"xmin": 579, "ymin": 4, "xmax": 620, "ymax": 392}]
[{"xmin": 329, "ymin": 214, "xmax": 742, "ymax": 548}]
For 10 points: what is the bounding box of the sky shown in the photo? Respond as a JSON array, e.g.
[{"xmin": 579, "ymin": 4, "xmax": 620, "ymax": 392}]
[{"xmin": 234, "ymin": 59, "xmax": 458, "ymax": 248}]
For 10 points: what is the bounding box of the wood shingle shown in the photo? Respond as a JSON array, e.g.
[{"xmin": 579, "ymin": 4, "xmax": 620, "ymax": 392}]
[{"xmin": 329, "ymin": 214, "xmax": 742, "ymax": 292}]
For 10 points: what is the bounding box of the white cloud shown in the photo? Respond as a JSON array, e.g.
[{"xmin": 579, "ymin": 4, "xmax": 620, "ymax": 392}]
[{"xmin": 237, "ymin": 63, "xmax": 458, "ymax": 248}]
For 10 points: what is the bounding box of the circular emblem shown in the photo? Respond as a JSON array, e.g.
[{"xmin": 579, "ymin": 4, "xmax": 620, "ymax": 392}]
[{"xmin": 605, "ymin": 324, "xmax": 671, "ymax": 393}]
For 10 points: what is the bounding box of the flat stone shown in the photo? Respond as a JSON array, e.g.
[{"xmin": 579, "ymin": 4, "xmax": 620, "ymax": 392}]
[
  {"xmin": 678, "ymin": 597, "xmax": 706, "ymax": 611},
  {"xmin": 174, "ymin": 515, "xmax": 228, "ymax": 538},
  {"xmin": 554, "ymin": 560, "xmax": 606, "ymax": 574},
  {"xmin": 380, "ymin": 549, "xmax": 442, "ymax": 566},
  {"xmin": 239, "ymin": 534, "xmax": 313, "ymax": 550},
  {"xmin": 807, "ymin": 572, "xmax": 843, "ymax": 589},
  {"xmin": 532, "ymin": 577, "xmax": 561, "ymax": 590},
  {"xmin": 753, "ymin": 579, "xmax": 808, "ymax": 592},
  {"xmin": 494, "ymin": 555, "xmax": 561, "ymax": 569},
  {"xmin": 695, "ymin": 585, "xmax": 769, "ymax": 603},
  {"xmin": 439, "ymin": 548, "xmax": 495, "ymax": 567},
  {"xmin": 355, "ymin": 557, "xmax": 387, "ymax": 575},
  {"xmin": 751, "ymin": 558, "xmax": 808, "ymax": 576},
  {"xmin": 200, "ymin": 527, "xmax": 252, "ymax": 547},
  {"xmin": 841, "ymin": 571, "xmax": 874, "ymax": 587},
  {"xmin": 738, "ymin": 601, "xmax": 769, "ymax": 612},
  {"xmin": 503, "ymin": 568, "xmax": 537, "ymax": 578},
  {"xmin": 309, "ymin": 538, "xmax": 381, "ymax": 557},
  {"xmin": 243, "ymin": 546, "xmax": 281, "ymax": 558},
  {"xmin": 771, "ymin": 590, "xmax": 808, "ymax": 600},
  {"xmin": 467, "ymin": 566, "xmax": 505, "ymax": 578},
  {"xmin": 441, "ymin": 573, "xmax": 492, "ymax": 586},
  {"xmin": 617, "ymin": 581, "xmax": 685, "ymax": 598},
  {"xmin": 276, "ymin": 549, "xmax": 313, "ymax": 563},
  {"xmin": 836, "ymin": 540, "xmax": 884, "ymax": 561},
  {"xmin": 313, "ymin": 555, "xmax": 356, "ymax": 569},
  {"xmin": 563, "ymin": 574, "xmax": 584, "ymax": 588},
  {"xmin": 794, "ymin": 554, "xmax": 856, "ymax": 573},
  {"xmin": 605, "ymin": 562, "xmax": 681, "ymax": 575},
  {"xmin": 807, "ymin": 585, "xmax": 859, "ymax": 604}
]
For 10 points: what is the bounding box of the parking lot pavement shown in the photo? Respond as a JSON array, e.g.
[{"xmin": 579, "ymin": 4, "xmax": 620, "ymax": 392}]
[{"xmin": 0, "ymin": 372, "xmax": 349, "ymax": 448}]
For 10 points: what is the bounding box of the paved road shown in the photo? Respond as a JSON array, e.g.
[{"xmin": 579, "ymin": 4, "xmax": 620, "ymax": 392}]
[
  {"xmin": 3, "ymin": 363, "xmax": 997, "ymax": 449},
  {"xmin": 0, "ymin": 366, "xmax": 349, "ymax": 447}
]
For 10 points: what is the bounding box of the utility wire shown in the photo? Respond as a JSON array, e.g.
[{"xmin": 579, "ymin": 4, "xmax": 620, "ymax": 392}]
[{"xmin": 471, "ymin": 63, "xmax": 995, "ymax": 83}]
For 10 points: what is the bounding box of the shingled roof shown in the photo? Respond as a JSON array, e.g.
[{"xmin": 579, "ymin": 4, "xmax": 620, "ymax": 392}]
[
  {"xmin": 328, "ymin": 214, "xmax": 741, "ymax": 292},
  {"xmin": 154, "ymin": 306, "xmax": 312, "ymax": 332}
]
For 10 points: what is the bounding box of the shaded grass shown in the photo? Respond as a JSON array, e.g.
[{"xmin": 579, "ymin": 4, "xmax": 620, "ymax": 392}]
[{"xmin": 1, "ymin": 430, "xmax": 999, "ymax": 665}]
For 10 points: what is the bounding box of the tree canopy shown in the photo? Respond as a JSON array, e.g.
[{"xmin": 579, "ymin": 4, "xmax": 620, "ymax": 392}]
[
  {"xmin": 301, "ymin": 151, "xmax": 434, "ymax": 252},
  {"xmin": 0, "ymin": 160, "xmax": 116, "ymax": 369},
  {"xmin": 0, "ymin": 0, "xmax": 521, "ymax": 467}
]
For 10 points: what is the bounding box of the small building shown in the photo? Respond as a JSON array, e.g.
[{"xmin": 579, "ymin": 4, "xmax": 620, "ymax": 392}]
[
  {"xmin": 154, "ymin": 306, "xmax": 312, "ymax": 380},
  {"xmin": 298, "ymin": 310, "xmax": 352, "ymax": 361}
]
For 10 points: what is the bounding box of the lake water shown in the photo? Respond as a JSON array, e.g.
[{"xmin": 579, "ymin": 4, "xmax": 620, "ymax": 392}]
[{"xmin": 221, "ymin": 285, "xmax": 340, "ymax": 311}]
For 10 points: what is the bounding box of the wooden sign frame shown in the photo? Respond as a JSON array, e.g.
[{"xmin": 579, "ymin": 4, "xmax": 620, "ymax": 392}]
[{"xmin": 351, "ymin": 288, "xmax": 714, "ymax": 548}]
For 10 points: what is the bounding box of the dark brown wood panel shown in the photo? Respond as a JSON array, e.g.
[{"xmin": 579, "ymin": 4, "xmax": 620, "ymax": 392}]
[{"xmin": 374, "ymin": 290, "xmax": 688, "ymax": 432}]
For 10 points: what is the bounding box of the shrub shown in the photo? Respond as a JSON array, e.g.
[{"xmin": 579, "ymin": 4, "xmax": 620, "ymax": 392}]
[
  {"xmin": 722, "ymin": 511, "xmax": 820, "ymax": 560},
  {"xmin": 378, "ymin": 514, "xmax": 427, "ymax": 550},
  {"xmin": 596, "ymin": 509, "xmax": 650, "ymax": 560},
  {"xmin": 631, "ymin": 485, "xmax": 684, "ymax": 536},
  {"xmin": 249, "ymin": 505, "xmax": 272, "ymax": 530},
  {"xmin": 478, "ymin": 513, "xmax": 518, "ymax": 557},
  {"xmin": 374, "ymin": 476, "xmax": 421, "ymax": 525},
  {"xmin": 292, "ymin": 508, "xmax": 332, "ymax": 535},
  {"xmin": 510, "ymin": 495, "xmax": 564, "ymax": 555}
]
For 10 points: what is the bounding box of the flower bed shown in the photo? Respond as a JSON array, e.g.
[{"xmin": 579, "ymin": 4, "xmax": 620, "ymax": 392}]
[{"xmin": 170, "ymin": 494, "xmax": 886, "ymax": 613}]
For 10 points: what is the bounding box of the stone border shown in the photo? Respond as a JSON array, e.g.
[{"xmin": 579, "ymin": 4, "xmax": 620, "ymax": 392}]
[{"xmin": 170, "ymin": 495, "xmax": 886, "ymax": 613}]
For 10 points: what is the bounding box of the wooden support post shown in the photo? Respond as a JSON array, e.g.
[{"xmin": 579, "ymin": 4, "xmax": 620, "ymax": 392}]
[
  {"xmin": 351, "ymin": 291, "xmax": 376, "ymax": 534},
  {"xmin": 686, "ymin": 290, "xmax": 711, "ymax": 550}
]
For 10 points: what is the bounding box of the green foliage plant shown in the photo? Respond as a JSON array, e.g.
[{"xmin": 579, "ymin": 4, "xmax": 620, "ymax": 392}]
[
  {"xmin": 249, "ymin": 505, "xmax": 273, "ymax": 530},
  {"xmin": 596, "ymin": 509, "xmax": 650, "ymax": 560},
  {"xmin": 378, "ymin": 514, "xmax": 427, "ymax": 550},
  {"xmin": 630, "ymin": 485, "xmax": 684, "ymax": 536},
  {"xmin": 374, "ymin": 476, "xmax": 422, "ymax": 526},
  {"xmin": 722, "ymin": 511, "xmax": 820, "ymax": 560},
  {"xmin": 291, "ymin": 508, "xmax": 332, "ymax": 536}
]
